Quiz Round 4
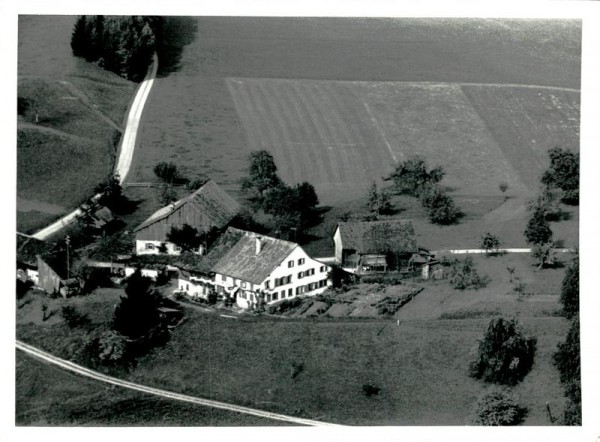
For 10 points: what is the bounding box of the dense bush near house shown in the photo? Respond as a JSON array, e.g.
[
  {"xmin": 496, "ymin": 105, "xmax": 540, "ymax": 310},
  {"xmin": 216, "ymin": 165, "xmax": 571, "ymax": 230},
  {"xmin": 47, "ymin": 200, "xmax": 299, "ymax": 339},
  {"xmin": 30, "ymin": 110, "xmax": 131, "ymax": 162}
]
[
  {"xmin": 61, "ymin": 305, "xmax": 91, "ymax": 328},
  {"xmin": 471, "ymin": 388, "xmax": 527, "ymax": 426}
]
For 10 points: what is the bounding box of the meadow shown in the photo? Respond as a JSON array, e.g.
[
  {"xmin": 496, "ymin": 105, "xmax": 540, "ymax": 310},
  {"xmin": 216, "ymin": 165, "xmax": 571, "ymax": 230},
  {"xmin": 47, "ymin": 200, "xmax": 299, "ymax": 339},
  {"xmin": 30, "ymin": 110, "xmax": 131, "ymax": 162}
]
[
  {"xmin": 17, "ymin": 15, "xmax": 136, "ymax": 233},
  {"xmin": 127, "ymin": 17, "xmax": 580, "ymax": 251},
  {"xmin": 16, "ymin": 253, "xmax": 571, "ymax": 426}
]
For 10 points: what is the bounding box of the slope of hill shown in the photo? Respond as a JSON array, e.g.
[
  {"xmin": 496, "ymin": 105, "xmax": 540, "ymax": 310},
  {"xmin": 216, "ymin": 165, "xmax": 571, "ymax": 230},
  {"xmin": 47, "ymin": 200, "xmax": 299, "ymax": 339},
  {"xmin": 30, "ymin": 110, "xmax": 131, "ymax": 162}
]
[{"xmin": 17, "ymin": 15, "xmax": 136, "ymax": 234}]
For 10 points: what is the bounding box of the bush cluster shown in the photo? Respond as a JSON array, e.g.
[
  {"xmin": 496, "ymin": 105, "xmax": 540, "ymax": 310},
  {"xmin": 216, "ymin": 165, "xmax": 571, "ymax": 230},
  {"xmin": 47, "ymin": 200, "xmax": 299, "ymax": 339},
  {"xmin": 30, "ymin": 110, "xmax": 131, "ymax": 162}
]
[
  {"xmin": 469, "ymin": 317, "xmax": 536, "ymax": 386},
  {"xmin": 471, "ymin": 388, "xmax": 527, "ymax": 426}
]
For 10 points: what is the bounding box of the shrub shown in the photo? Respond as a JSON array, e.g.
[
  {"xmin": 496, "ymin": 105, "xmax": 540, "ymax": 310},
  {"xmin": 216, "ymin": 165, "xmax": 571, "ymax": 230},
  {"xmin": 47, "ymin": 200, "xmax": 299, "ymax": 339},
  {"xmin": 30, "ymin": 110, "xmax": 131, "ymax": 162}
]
[
  {"xmin": 97, "ymin": 330, "xmax": 128, "ymax": 363},
  {"xmin": 498, "ymin": 182, "xmax": 508, "ymax": 194},
  {"xmin": 421, "ymin": 185, "xmax": 460, "ymax": 225},
  {"xmin": 524, "ymin": 207, "xmax": 553, "ymax": 245},
  {"xmin": 469, "ymin": 317, "xmax": 536, "ymax": 385},
  {"xmin": 61, "ymin": 305, "xmax": 90, "ymax": 328},
  {"xmin": 471, "ymin": 388, "xmax": 527, "ymax": 425},
  {"xmin": 480, "ymin": 232, "xmax": 501, "ymax": 254},
  {"xmin": 553, "ymin": 317, "xmax": 580, "ymax": 402},
  {"xmin": 362, "ymin": 383, "xmax": 381, "ymax": 397},
  {"xmin": 559, "ymin": 257, "xmax": 579, "ymax": 319},
  {"xmin": 154, "ymin": 161, "xmax": 180, "ymax": 183},
  {"xmin": 17, "ymin": 279, "xmax": 33, "ymax": 299},
  {"xmin": 450, "ymin": 257, "xmax": 489, "ymax": 290}
]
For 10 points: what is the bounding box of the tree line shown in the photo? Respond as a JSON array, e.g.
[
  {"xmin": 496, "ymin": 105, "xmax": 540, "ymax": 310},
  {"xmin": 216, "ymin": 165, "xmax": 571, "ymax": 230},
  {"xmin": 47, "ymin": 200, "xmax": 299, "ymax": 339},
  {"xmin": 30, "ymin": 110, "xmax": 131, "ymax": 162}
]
[{"xmin": 71, "ymin": 15, "xmax": 163, "ymax": 82}]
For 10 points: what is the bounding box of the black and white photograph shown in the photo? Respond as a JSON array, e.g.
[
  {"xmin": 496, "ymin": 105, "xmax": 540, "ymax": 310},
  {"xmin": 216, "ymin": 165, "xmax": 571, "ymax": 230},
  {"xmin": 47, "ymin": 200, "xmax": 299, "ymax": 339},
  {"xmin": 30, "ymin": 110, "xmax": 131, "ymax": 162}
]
[{"xmin": 5, "ymin": 1, "xmax": 599, "ymax": 439}]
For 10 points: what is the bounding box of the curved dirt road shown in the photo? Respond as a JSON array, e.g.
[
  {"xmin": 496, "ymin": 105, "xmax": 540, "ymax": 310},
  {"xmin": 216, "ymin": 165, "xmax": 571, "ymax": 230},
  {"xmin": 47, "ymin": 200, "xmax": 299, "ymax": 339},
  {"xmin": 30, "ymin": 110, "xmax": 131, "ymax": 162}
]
[
  {"xmin": 16, "ymin": 340, "xmax": 340, "ymax": 427},
  {"xmin": 31, "ymin": 54, "xmax": 158, "ymax": 240}
]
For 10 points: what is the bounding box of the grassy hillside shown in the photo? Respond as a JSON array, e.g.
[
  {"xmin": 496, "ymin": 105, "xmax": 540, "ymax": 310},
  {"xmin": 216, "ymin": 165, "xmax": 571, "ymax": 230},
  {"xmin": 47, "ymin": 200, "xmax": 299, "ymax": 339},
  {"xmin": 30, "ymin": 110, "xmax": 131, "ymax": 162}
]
[
  {"xmin": 17, "ymin": 253, "xmax": 571, "ymax": 425},
  {"xmin": 17, "ymin": 15, "xmax": 136, "ymax": 233},
  {"xmin": 16, "ymin": 352, "xmax": 281, "ymax": 426}
]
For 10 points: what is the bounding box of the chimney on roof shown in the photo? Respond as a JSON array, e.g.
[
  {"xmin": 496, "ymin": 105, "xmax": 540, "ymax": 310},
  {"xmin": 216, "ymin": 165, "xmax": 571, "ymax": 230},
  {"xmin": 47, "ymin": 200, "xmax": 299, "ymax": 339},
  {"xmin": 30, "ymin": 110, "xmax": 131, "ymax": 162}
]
[{"xmin": 255, "ymin": 236, "xmax": 262, "ymax": 255}]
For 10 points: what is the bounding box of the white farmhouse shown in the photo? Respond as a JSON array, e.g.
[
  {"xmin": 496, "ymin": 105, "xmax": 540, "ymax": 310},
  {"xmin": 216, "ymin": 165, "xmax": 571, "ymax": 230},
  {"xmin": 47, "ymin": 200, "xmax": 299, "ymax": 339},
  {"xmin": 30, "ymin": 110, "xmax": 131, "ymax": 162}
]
[{"xmin": 211, "ymin": 228, "xmax": 331, "ymax": 309}]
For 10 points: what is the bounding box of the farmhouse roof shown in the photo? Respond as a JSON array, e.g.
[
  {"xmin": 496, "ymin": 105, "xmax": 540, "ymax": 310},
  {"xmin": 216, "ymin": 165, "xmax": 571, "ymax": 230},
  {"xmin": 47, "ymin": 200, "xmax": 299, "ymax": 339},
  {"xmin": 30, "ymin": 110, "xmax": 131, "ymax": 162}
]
[
  {"xmin": 336, "ymin": 220, "xmax": 418, "ymax": 254},
  {"xmin": 211, "ymin": 228, "xmax": 298, "ymax": 285},
  {"xmin": 134, "ymin": 180, "xmax": 240, "ymax": 233}
]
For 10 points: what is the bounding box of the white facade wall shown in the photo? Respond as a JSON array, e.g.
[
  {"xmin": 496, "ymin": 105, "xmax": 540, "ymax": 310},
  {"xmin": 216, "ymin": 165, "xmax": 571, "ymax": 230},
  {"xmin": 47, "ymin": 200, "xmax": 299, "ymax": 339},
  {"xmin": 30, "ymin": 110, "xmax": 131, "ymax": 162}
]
[
  {"xmin": 124, "ymin": 267, "xmax": 159, "ymax": 280},
  {"xmin": 177, "ymin": 275, "xmax": 212, "ymax": 299},
  {"xmin": 215, "ymin": 246, "xmax": 331, "ymax": 309},
  {"xmin": 136, "ymin": 240, "xmax": 182, "ymax": 256},
  {"xmin": 26, "ymin": 269, "xmax": 39, "ymax": 285},
  {"xmin": 333, "ymin": 227, "xmax": 343, "ymax": 264}
]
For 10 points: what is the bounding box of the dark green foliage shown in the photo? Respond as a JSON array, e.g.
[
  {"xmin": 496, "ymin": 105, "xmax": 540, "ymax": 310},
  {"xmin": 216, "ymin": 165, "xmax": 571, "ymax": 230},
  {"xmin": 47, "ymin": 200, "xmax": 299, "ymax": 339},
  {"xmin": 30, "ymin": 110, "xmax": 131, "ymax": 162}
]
[
  {"xmin": 95, "ymin": 175, "xmax": 123, "ymax": 209},
  {"xmin": 17, "ymin": 279, "xmax": 33, "ymax": 299},
  {"xmin": 562, "ymin": 399, "xmax": 582, "ymax": 425},
  {"xmin": 187, "ymin": 177, "xmax": 209, "ymax": 191},
  {"xmin": 263, "ymin": 182, "xmax": 320, "ymax": 234},
  {"xmin": 362, "ymin": 383, "xmax": 381, "ymax": 397},
  {"xmin": 541, "ymin": 147, "xmax": 579, "ymax": 205},
  {"xmin": 471, "ymin": 388, "xmax": 527, "ymax": 426},
  {"xmin": 166, "ymin": 224, "xmax": 201, "ymax": 252},
  {"xmin": 153, "ymin": 162, "xmax": 181, "ymax": 184},
  {"xmin": 524, "ymin": 207, "xmax": 553, "ymax": 245},
  {"xmin": 80, "ymin": 267, "xmax": 114, "ymax": 294},
  {"xmin": 385, "ymin": 156, "xmax": 445, "ymax": 196},
  {"xmin": 560, "ymin": 256, "xmax": 579, "ymax": 319},
  {"xmin": 207, "ymin": 290, "xmax": 218, "ymax": 305},
  {"xmin": 71, "ymin": 15, "xmax": 158, "ymax": 82},
  {"xmin": 421, "ymin": 185, "xmax": 460, "ymax": 225},
  {"xmin": 367, "ymin": 182, "xmax": 393, "ymax": 215},
  {"xmin": 113, "ymin": 269, "xmax": 161, "ymax": 340},
  {"xmin": 469, "ymin": 317, "xmax": 537, "ymax": 385},
  {"xmin": 480, "ymin": 232, "xmax": 501, "ymax": 254},
  {"xmin": 530, "ymin": 242, "xmax": 559, "ymax": 269},
  {"xmin": 61, "ymin": 305, "xmax": 90, "ymax": 328},
  {"xmin": 499, "ymin": 182, "xmax": 508, "ymax": 194},
  {"xmin": 242, "ymin": 150, "xmax": 281, "ymax": 196},
  {"xmin": 91, "ymin": 234, "xmax": 132, "ymax": 261},
  {"xmin": 17, "ymin": 96, "xmax": 31, "ymax": 116},
  {"xmin": 327, "ymin": 266, "xmax": 356, "ymax": 289},
  {"xmin": 83, "ymin": 329, "xmax": 128, "ymax": 365},
  {"xmin": 450, "ymin": 258, "xmax": 490, "ymax": 290},
  {"xmin": 160, "ymin": 185, "xmax": 178, "ymax": 206},
  {"xmin": 267, "ymin": 297, "xmax": 303, "ymax": 314},
  {"xmin": 553, "ymin": 317, "xmax": 580, "ymax": 401}
]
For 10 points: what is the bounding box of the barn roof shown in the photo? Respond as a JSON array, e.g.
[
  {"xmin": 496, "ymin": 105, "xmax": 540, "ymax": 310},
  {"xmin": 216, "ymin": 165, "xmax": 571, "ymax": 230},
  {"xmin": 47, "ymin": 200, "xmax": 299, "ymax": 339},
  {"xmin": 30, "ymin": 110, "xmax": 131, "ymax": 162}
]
[
  {"xmin": 336, "ymin": 220, "xmax": 418, "ymax": 254},
  {"xmin": 134, "ymin": 180, "xmax": 240, "ymax": 233},
  {"xmin": 211, "ymin": 228, "xmax": 298, "ymax": 284}
]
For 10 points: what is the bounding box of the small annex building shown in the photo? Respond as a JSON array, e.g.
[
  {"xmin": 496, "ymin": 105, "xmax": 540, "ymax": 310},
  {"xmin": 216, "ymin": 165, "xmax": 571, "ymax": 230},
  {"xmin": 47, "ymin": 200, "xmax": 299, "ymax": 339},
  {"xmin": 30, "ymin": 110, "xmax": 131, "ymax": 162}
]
[
  {"xmin": 133, "ymin": 180, "xmax": 240, "ymax": 256},
  {"xmin": 333, "ymin": 220, "xmax": 429, "ymax": 274},
  {"xmin": 210, "ymin": 228, "xmax": 331, "ymax": 309}
]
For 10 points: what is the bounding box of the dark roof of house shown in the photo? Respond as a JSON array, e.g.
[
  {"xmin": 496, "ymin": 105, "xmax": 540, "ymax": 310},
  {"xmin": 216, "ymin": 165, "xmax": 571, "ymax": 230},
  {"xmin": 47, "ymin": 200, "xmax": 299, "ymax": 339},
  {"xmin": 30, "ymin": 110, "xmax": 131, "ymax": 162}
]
[
  {"xmin": 336, "ymin": 220, "xmax": 418, "ymax": 254},
  {"xmin": 134, "ymin": 180, "xmax": 240, "ymax": 232},
  {"xmin": 211, "ymin": 228, "xmax": 298, "ymax": 285}
]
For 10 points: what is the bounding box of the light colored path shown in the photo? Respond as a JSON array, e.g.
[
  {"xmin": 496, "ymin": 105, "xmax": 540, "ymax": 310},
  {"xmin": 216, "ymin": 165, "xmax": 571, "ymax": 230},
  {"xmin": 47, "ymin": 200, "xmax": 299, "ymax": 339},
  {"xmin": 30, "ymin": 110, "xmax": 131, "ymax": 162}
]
[
  {"xmin": 31, "ymin": 54, "xmax": 158, "ymax": 240},
  {"xmin": 114, "ymin": 53, "xmax": 158, "ymax": 184},
  {"xmin": 16, "ymin": 340, "xmax": 341, "ymax": 427},
  {"xmin": 430, "ymin": 248, "xmax": 576, "ymax": 255}
]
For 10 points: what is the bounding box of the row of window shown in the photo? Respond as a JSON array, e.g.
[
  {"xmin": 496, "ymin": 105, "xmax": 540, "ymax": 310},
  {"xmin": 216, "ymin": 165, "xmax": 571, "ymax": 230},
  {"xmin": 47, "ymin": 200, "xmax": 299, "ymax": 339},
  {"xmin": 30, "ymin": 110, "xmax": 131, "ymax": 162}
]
[
  {"xmin": 287, "ymin": 258, "xmax": 306, "ymax": 268},
  {"xmin": 265, "ymin": 266, "xmax": 328, "ymax": 289},
  {"xmin": 268, "ymin": 279, "xmax": 328, "ymax": 301}
]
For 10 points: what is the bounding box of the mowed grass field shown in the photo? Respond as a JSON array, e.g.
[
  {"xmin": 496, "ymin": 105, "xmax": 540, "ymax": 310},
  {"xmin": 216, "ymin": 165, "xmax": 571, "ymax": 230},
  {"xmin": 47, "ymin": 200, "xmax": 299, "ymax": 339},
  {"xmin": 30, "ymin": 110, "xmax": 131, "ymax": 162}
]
[
  {"xmin": 129, "ymin": 17, "xmax": 580, "ymax": 249},
  {"xmin": 17, "ymin": 16, "xmax": 136, "ymax": 233}
]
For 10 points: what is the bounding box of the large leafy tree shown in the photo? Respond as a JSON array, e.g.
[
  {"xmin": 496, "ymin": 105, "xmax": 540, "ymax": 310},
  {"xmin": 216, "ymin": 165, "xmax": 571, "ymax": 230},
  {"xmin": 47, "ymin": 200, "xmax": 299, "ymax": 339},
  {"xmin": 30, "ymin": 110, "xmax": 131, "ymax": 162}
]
[
  {"xmin": 553, "ymin": 317, "xmax": 581, "ymax": 425},
  {"xmin": 469, "ymin": 317, "xmax": 537, "ymax": 385},
  {"xmin": 113, "ymin": 269, "xmax": 161, "ymax": 339},
  {"xmin": 385, "ymin": 156, "xmax": 445, "ymax": 196},
  {"xmin": 421, "ymin": 185, "xmax": 460, "ymax": 225},
  {"xmin": 524, "ymin": 207, "xmax": 553, "ymax": 245},
  {"xmin": 541, "ymin": 147, "xmax": 579, "ymax": 205},
  {"xmin": 242, "ymin": 150, "xmax": 282, "ymax": 196},
  {"xmin": 560, "ymin": 256, "xmax": 579, "ymax": 319}
]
